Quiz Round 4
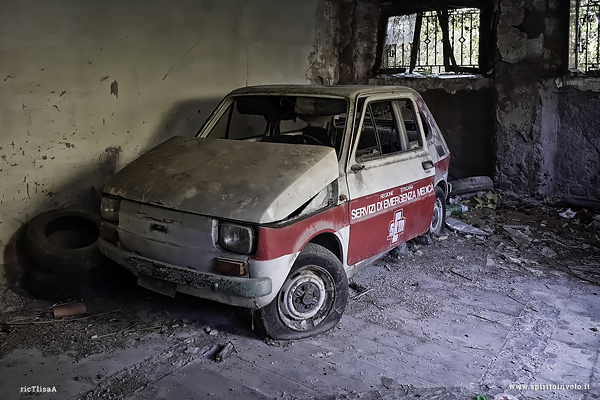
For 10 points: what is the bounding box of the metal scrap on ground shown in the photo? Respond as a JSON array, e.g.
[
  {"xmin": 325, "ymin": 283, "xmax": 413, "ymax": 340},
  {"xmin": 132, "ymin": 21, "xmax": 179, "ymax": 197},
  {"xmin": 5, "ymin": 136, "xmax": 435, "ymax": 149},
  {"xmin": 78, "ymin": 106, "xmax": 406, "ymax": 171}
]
[{"xmin": 445, "ymin": 217, "xmax": 491, "ymax": 236}]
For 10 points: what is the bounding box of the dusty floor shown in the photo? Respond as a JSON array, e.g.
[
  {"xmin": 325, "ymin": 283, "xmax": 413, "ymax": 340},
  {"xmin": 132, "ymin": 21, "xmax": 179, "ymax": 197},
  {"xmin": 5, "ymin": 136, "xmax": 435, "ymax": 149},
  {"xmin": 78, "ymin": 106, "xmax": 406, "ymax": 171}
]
[{"xmin": 1, "ymin": 191, "xmax": 599, "ymax": 400}]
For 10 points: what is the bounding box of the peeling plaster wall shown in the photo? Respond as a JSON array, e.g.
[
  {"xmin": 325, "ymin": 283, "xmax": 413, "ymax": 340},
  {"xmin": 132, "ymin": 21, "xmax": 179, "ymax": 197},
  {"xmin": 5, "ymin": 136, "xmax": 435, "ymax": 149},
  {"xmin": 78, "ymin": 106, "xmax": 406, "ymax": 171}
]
[
  {"xmin": 554, "ymin": 80, "xmax": 600, "ymax": 203},
  {"xmin": 0, "ymin": 0, "xmax": 336, "ymax": 267},
  {"xmin": 307, "ymin": 0, "xmax": 341, "ymax": 85},
  {"xmin": 339, "ymin": 0, "xmax": 380, "ymax": 84},
  {"xmin": 495, "ymin": 0, "xmax": 600, "ymax": 206},
  {"xmin": 495, "ymin": 0, "xmax": 564, "ymax": 195}
]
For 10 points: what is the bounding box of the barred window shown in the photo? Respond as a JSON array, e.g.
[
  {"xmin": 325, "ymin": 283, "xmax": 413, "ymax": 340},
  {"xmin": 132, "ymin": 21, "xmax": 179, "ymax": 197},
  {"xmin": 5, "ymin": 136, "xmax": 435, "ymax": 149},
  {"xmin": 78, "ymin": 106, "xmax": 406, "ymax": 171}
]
[
  {"xmin": 381, "ymin": 8, "xmax": 480, "ymax": 75},
  {"xmin": 569, "ymin": 0, "xmax": 600, "ymax": 74}
]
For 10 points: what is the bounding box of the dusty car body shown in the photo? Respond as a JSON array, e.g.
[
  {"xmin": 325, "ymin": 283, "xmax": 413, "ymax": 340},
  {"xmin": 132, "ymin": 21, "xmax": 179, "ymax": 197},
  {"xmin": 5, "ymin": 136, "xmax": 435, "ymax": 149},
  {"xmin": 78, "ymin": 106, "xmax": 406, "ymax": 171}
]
[{"xmin": 99, "ymin": 85, "xmax": 450, "ymax": 339}]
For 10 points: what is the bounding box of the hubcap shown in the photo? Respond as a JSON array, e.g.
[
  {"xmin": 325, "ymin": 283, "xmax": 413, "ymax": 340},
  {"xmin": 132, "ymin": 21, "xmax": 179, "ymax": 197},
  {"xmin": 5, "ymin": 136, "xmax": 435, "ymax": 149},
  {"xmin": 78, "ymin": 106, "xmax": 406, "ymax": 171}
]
[
  {"xmin": 431, "ymin": 197, "xmax": 443, "ymax": 233},
  {"xmin": 292, "ymin": 281, "xmax": 321, "ymax": 313},
  {"xmin": 278, "ymin": 265, "xmax": 335, "ymax": 331}
]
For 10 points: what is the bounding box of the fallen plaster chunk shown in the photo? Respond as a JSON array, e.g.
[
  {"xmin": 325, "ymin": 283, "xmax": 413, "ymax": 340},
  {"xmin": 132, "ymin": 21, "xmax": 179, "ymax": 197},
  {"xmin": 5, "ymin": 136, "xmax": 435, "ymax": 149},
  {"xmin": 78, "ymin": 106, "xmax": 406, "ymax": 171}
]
[
  {"xmin": 215, "ymin": 342, "xmax": 235, "ymax": 362},
  {"xmin": 559, "ymin": 208, "xmax": 576, "ymax": 219},
  {"xmin": 446, "ymin": 217, "xmax": 491, "ymax": 236}
]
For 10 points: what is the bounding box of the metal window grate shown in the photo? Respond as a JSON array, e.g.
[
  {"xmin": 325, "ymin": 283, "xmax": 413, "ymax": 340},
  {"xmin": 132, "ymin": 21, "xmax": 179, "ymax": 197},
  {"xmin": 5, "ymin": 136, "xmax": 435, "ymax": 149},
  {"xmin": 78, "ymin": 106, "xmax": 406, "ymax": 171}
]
[
  {"xmin": 571, "ymin": 0, "xmax": 600, "ymax": 73},
  {"xmin": 383, "ymin": 8, "xmax": 480, "ymax": 74}
]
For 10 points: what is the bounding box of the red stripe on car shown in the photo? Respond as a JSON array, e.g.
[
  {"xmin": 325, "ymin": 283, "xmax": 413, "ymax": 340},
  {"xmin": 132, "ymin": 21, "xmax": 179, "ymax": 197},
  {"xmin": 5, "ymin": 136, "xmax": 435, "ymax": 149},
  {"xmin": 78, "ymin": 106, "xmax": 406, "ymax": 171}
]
[{"xmin": 253, "ymin": 204, "xmax": 349, "ymax": 261}]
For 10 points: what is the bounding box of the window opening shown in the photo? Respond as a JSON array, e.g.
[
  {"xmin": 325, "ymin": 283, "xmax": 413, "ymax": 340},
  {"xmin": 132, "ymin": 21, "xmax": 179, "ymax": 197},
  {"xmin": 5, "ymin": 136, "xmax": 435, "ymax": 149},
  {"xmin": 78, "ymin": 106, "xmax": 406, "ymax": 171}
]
[
  {"xmin": 570, "ymin": 0, "xmax": 600, "ymax": 74},
  {"xmin": 383, "ymin": 8, "xmax": 480, "ymax": 74}
]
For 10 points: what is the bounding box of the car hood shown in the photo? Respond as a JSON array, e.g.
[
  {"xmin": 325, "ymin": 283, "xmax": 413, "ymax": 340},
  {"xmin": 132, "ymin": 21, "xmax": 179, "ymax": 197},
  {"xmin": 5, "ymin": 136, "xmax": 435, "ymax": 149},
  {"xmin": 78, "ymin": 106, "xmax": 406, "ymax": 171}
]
[{"xmin": 104, "ymin": 136, "xmax": 339, "ymax": 224}]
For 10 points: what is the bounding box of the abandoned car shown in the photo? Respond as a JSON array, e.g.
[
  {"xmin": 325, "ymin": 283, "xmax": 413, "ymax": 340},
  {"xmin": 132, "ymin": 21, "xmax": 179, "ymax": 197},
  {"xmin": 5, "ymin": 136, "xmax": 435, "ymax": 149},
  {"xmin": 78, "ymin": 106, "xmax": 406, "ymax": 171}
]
[{"xmin": 98, "ymin": 85, "xmax": 450, "ymax": 339}]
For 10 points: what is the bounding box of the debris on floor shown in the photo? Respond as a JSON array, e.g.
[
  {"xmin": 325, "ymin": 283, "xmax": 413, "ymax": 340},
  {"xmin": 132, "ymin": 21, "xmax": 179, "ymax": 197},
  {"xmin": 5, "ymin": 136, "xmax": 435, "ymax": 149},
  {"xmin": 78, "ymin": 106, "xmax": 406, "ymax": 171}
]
[
  {"xmin": 215, "ymin": 342, "xmax": 235, "ymax": 362},
  {"xmin": 559, "ymin": 208, "xmax": 577, "ymax": 219},
  {"xmin": 446, "ymin": 217, "xmax": 491, "ymax": 236},
  {"xmin": 473, "ymin": 191, "xmax": 500, "ymax": 209},
  {"xmin": 53, "ymin": 300, "xmax": 87, "ymax": 318},
  {"xmin": 447, "ymin": 203, "xmax": 469, "ymax": 216},
  {"xmin": 391, "ymin": 242, "xmax": 410, "ymax": 257},
  {"xmin": 502, "ymin": 225, "xmax": 532, "ymax": 247}
]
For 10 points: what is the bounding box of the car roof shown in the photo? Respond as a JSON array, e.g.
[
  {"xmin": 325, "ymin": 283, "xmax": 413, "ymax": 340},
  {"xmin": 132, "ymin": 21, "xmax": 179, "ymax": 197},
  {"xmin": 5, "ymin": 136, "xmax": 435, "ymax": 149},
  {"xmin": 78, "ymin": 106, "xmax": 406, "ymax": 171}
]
[{"xmin": 228, "ymin": 85, "xmax": 419, "ymax": 99}]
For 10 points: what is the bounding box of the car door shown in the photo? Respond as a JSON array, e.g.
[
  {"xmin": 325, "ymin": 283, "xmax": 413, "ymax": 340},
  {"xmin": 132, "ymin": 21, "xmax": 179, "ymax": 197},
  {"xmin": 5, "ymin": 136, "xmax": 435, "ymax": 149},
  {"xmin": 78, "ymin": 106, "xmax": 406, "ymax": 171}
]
[{"xmin": 345, "ymin": 94, "xmax": 436, "ymax": 265}]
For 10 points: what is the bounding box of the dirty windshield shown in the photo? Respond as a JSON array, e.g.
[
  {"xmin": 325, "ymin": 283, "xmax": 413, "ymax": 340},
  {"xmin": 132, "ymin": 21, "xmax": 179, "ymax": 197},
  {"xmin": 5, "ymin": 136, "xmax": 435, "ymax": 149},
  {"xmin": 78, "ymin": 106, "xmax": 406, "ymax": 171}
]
[{"xmin": 205, "ymin": 95, "xmax": 348, "ymax": 156}]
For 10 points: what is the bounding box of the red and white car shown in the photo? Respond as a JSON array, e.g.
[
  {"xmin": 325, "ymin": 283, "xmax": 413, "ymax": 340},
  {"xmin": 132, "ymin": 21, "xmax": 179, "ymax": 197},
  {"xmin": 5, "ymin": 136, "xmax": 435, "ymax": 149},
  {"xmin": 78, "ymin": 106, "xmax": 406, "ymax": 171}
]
[{"xmin": 99, "ymin": 85, "xmax": 450, "ymax": 339}]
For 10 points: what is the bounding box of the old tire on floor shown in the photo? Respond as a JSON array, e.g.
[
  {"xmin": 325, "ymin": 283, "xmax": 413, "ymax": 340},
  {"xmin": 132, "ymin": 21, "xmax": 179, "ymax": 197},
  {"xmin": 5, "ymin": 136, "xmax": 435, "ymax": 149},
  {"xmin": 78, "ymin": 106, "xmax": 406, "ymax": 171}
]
[
  {"xmin": 25, "ymin": 208, "xmax": 104, "ymax": 273},
  {"xmin": 254, "ymin": 243, "xmax": 348, "ymax": 340},
  {"xmin": 449, "ymin": 176, "xmax": 493, "ymax": 196},
  {"xmin": 429, "ymin": 186, "xmax": 446, "ymax": 236}
]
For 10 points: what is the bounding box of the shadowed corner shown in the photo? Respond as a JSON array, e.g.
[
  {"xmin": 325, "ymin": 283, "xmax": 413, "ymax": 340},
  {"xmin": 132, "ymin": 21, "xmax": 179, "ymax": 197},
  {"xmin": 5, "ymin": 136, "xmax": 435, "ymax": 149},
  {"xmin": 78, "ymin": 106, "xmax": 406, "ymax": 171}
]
[{"xmin": 1, "ymin": 97, "xmax": 223, "ymax": 300}]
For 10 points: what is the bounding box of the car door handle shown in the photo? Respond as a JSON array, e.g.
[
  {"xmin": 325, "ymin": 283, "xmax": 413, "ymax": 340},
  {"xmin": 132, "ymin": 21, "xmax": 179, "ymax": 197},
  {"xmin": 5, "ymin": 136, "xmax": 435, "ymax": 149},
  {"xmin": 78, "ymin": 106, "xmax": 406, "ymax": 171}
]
[
  {"xmin": 351, "ymin": 164, "xmax": 365, "ymax": 172},
  {"xmin": 422, "ymin": 160, "xmax": 434, "ymax": 170}
]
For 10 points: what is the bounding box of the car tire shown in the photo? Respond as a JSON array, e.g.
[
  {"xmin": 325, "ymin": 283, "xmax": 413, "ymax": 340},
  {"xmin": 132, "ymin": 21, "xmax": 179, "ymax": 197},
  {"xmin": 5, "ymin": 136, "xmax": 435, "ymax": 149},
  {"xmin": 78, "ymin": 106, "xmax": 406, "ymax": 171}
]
[
  {"xmin": 253, "ymin": 243, "xmax": 348, "ymax": 340},
  {"xmin": 429, "ymin": 186, "xmax": 446, "ymax": 236},
  {"xmin": 449, "ymin": 176, "xmax": 493, "ymax": 196},
  {"xmin": 25, "ymin": 208, "xmax": 105, "ymax": 273}
]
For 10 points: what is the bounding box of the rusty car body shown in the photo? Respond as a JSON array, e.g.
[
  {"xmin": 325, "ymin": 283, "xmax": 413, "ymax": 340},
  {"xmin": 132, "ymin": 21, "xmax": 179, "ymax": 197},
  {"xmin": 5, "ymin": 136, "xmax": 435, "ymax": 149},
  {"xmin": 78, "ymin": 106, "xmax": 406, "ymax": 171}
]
[{"xmin": 99, "ymin": 85, "xmax": 450, "ymax": 339}]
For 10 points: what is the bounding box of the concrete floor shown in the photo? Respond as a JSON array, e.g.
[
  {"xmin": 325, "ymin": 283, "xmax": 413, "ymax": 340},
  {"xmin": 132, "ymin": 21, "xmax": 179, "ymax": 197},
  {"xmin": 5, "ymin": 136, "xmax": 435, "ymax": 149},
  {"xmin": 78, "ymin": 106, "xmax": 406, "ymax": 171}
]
[{"xmin": 1, "ymin": 206, "xmax": 599, "ymax": 400}]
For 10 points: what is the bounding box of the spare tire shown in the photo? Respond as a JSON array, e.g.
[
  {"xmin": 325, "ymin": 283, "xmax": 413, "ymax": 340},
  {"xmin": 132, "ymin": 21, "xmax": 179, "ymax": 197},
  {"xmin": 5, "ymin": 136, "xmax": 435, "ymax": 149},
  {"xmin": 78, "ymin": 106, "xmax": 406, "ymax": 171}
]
[
  {"xmin": 449, "ymin": 176, "xmax": 494, "ymax": 196},
  {"xmin": 25, "ymin": 209, "xmax": 105, "ymax": 273}
]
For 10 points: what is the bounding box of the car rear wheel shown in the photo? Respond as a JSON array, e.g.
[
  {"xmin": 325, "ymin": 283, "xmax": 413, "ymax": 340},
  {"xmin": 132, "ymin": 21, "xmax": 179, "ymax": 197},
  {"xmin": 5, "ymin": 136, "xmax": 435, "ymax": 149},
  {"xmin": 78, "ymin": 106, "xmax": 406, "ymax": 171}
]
[
  {"xmin": 254, "ymin": 243, "xmax": 348, "ymax": 340},
  {"xmin": 430, "ymin": 186, "xmax": 446, "ymax": 236}
]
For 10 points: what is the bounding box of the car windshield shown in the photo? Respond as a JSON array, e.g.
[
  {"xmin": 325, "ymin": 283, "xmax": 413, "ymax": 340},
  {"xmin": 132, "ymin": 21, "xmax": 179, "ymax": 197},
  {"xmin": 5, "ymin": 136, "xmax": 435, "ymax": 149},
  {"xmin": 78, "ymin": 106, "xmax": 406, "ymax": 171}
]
[{"xmin": 204, "ymin": 95, "xmax": 348, "ymax": 157}]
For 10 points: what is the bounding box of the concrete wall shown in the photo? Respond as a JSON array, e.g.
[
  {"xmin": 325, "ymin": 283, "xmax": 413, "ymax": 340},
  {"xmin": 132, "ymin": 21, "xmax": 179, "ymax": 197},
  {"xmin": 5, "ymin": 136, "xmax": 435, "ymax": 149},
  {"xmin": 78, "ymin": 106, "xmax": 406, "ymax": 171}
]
[
  {"xmin": 554, "ymin": 79, "xmax": 600, "ymax": 205},
  {"xmin": 0, "ymin": 0, "xmax": 338, "ymax": 268},
  {"xmin": 495, "ymin": 0, "xmax": 600, "ymax": 207}
]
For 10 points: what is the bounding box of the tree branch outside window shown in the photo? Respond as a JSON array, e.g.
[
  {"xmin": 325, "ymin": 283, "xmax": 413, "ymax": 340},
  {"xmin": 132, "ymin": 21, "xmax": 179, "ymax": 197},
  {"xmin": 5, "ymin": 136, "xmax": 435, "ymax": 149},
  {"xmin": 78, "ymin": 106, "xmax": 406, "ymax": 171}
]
[
  {"xmin": 569, "ymin": 0, "xmax": 600, "ymax": 74},
  {"xmin": 382, "ymin": 8, "xmax": 480, "ymax": 74}
]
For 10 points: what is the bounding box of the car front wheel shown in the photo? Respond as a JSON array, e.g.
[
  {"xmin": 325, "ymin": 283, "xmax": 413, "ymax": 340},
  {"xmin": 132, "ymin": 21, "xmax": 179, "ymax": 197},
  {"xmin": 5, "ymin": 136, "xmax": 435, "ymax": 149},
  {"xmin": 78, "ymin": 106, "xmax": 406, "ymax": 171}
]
[{"xmin": 254, "ymin": 243, "xmax": 348, "ymax": 340}]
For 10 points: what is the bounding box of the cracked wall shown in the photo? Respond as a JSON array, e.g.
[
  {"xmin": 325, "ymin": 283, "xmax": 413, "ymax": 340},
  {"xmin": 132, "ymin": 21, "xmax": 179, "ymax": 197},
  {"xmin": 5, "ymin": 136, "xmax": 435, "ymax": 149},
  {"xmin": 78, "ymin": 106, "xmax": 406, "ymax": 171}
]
[
  {"xmin": 495, "ymin": 0, "xmax": 600, "ymax": 207},
  {"xmin": 0, "ymin": 0, "xmax": 333, "ymax": 268}
]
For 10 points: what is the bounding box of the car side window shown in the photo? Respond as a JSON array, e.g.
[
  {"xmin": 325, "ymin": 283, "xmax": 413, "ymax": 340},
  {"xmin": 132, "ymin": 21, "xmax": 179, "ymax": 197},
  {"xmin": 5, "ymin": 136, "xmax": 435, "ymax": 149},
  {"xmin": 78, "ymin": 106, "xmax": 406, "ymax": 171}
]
[
  {"xmin": 398, "ymin": 100, "xmax": 423, "ymax": 150},
  {"xmin": 355, "ymin": 101, "xmax": 403, "ymax": 161}
]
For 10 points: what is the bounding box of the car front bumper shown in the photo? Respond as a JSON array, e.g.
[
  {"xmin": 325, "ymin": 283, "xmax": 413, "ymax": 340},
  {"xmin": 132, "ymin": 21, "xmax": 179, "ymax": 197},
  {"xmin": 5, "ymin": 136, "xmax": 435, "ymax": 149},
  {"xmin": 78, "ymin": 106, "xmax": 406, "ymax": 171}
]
[{"xmin": 99, "ymin": 238, "xmax": 273, "ymax": 308}]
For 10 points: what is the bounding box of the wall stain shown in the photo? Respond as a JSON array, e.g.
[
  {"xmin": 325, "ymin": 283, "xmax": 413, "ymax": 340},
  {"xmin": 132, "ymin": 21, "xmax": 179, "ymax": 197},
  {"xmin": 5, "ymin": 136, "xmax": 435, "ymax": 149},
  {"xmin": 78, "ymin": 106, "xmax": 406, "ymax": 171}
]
[
  {"xmin": 101, "ymin": 76, "xmax": 109, "ymax": 82},
  {"xmin": 110, "ymin": 80, "xmax": 118, "ymax": 98},
  {"xmin": 21, "ymin": 104, "xmax": 32, "ymax": 126},
  {"xmin": 98, "ymin": 146, "xmax": 122, "ymax": 174}
]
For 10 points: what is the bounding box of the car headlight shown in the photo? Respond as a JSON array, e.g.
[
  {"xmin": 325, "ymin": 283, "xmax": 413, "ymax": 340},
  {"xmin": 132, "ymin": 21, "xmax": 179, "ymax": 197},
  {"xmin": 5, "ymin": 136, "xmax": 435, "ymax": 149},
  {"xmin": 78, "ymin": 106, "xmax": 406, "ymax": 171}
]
[
  {"xmin": 101, "ymin": 195, "xmax": 121, "ymax": 223},
  {"xmin": 218, "ymin": 222, "xmax": 255, "ymax": 254}
]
